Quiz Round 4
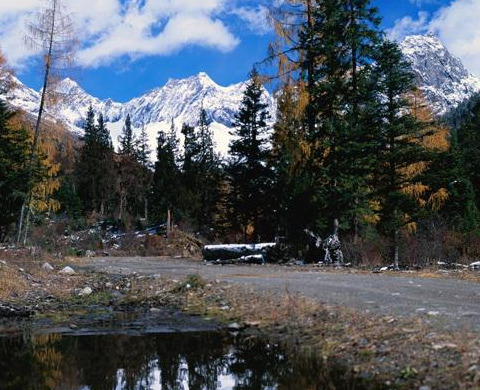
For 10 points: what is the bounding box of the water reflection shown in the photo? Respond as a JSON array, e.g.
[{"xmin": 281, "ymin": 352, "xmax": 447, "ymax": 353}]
[{"xmin": 0, "ymin": 331, "xmax": 375, "ymax": 390}]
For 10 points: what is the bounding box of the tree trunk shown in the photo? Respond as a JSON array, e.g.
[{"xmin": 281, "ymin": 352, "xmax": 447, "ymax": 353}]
[
  {"xmin": 166, "ymin": 208, "xmax": 172, "ymax": 237},
  {"xmin": 16, "ymin": 0, "xmax": 57, "ymax": 244},
  {"xmin": 144, "ymin": 198, "xmax": 148, "ymax": 222},
  {"xmin": 393, "ymin": 229, "xmax": 400, "ymax": 270}
]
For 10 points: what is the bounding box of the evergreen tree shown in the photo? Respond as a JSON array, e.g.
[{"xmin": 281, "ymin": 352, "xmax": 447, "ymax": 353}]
[
  {"xmin": 182, "ymin": 123, "xmax": 198, "ymax": 174},
  {"xmin": 151, "ymin": 129, "xmax": 180, "ymax": 226},
  {"xmin": 136, "ymin": 124, "xmax": 151, "ymax": 167},
  {"xmin": 300, "ymin": 0, "xmax": 382, "ymax": 237},
  {"xmin": 227, "ymin": 70, "xmax": 272, "ymax": 242},
  {"xmin": 118, "ymin": 114, "xmax": 136, "ymax": 155},
  {"xmin": 271, "ymin": 84, "xmax": 315, "ymax": 249},
  {"xmin": 369, "ymin": 40, "xmax": 435, "ymax": 267},
  {"xmin": 194, "ymin": 109, "xmax": 222, "ymax": 233},
  {"xmin": 0, "ymin": 101, "xmax": 32, "ymax": 241},
  {"xmin": 76, "ymin": 106, "xmax": 116, "ymax": 217}
]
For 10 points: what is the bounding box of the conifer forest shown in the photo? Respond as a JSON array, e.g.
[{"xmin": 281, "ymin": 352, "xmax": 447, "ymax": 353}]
[{"xmin": 1, "ymin": 0, "xmax": 480, "ymax": 268}]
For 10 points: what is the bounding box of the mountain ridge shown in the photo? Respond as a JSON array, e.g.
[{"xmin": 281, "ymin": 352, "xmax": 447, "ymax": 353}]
[
  {"xmin": 399, "ymin": 33, "xmax": 480, "ymax": 116},
  {"xmin": 2, "ymin": 33, "xmax": 480, "ymax": 155}
]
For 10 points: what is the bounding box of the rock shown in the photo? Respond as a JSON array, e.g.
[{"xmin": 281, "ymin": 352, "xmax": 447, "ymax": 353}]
[
  {"xmin": 69, "ymin": 323, "xmax": 78, "ymax": 329},
  {"xmin": 105, "ymin": 282, "xmax": 113, "ymax": 288},
  {"xmin": 59, "ymin": 266, "xmax": 75, "ymax": 275},
  {"xmin": 85, "ymin": 250, "xmax": 95, "ymax": 257},
  {"xmin": 150, "ymin": 307, "xmax": 161, "ymax": 313},
  {"xmin": 42, "ymin": 262, "xmax": 54, "ymax": 271},
  {"xmin": 228, "ymin": 322, "xmax": 243, "ymax": 331},
  {"xmin": 419, "ymin": 386, "xmax": 432, "ymax": 390},
  {"xmin": 78, "ymin": 286, "xmax": 93, "ymax": 297}
]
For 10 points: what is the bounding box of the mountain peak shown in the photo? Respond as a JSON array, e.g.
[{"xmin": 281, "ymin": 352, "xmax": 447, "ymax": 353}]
[
  {"xmin": 400, "ymin": 34, "xmax": 449, "ymax": 57},
  {"xmin": 399, "ymin": 33, "xmax": 480, "ymax": 116}
]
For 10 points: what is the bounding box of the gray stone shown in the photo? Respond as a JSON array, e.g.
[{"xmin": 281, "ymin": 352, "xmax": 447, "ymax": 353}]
[
  {"xmin": 78, "ymin": 286, "xmax": 93, "ymax": 297},
  {"xmin": 42, "ymin": 262, "xmax": 54, "ymax": 271},
  {"xmin": 59, "ymin": 266, "xmax": 75, "ymax": 275},
  {"xmin": 228, "ymin": 322, "xmax": 242, "ymax": 331}
]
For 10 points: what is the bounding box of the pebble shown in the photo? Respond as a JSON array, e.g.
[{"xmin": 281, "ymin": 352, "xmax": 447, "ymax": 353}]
[{"xmin": 419, "ymin": 386, "xmax": 431, "ymax": 390}]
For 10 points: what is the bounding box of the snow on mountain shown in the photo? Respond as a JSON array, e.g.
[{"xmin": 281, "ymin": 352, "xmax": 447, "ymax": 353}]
[
  {"xmin": 5, "ymin": 33, "xmax": 475, "ymax": 156},
  {"xmin": 1, "ymin": 72, "xmax": 275, "ymax": 156},
  {"xmin": 400, "ymin": 33, "xmax": 480, "ymax": 116}
]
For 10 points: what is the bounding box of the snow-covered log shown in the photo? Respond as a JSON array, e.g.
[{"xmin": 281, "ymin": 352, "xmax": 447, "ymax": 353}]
[
  {"xmin": 203, "ymin": 243, "xmax": 276, "ymax": 262},
  {"xmin": 208, "ymin": 254, "xmax": 265, "ymax": 265}
]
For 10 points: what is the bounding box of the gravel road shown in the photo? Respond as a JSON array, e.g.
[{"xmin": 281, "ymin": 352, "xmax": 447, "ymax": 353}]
[{"xmin": 82, "ymin": 257, "xmax": 480, "ymax": 332}]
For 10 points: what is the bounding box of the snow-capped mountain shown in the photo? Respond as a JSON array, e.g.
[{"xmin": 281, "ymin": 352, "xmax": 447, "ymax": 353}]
[
  {"xmin": 2, "ymin": 72, "xmax": 275, "ymax": 156},
  {"xmin": 400, "ymin": 33, "xmax": 480, "ymax": 116},
  {"xmin": 4, "ymin": 33, "xmax": 478, "ymax": 154}
]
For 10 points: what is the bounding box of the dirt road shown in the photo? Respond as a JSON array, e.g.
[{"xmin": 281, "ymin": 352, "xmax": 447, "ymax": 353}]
[{"xmin": 82, "ymin": 257, "xmax": 480, "ymax": 332}]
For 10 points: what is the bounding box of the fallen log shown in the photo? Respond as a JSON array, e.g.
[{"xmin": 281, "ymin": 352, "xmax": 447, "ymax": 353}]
[
  {"xmin": 0, "ymin": 302, "xmax": 34, "ymax": 318},
  {"xmin": 208, "ymin": 254, "xmax": 265, "ymax": 265},
  {"xmin": 202, "ymin": 243, "xmax": 276, "ymax": 262}
]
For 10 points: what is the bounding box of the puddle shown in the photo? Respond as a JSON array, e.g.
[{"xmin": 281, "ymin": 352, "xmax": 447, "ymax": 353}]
[{"xmin": 0, "ymin": 330, "xmax": 381, "ymax": 389}]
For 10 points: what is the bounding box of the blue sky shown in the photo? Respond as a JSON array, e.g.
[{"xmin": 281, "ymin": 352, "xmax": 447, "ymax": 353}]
[{"xmin": 1, "ymin": 0, "xmax": 477, "ymax": 102}]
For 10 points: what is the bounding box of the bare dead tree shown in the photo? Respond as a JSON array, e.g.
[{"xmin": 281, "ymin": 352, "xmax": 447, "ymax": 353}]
[{"xmin": 16, "ymin": 0, "xmax": 77, "ymax": 243}]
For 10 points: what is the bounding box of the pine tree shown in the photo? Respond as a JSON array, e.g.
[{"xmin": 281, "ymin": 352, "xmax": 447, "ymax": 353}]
[
  {"xmin": 118, "ymin": 114, "xmax": 136, "ymax": 156},
  {"xmin": 151, "ymin": 129, "xmax": 181, "ymax": 229},
  {"xmin": 227, "ymin": 70, "xmax": 272, "ymax": 242},
  {"xmin": 194, "ymin": 109, "xmax": 221, "ymax": 233},
  {"xmin": 182, "ymin": 123, "xmax": 198, "ymax": 174},
  {"xmin": 0, "ymin": 101, "xmax": 31, "ymax": 241},
  {"xmin": 76, "ymin": 106, "xmax": 115, "ymax": 217},
  {"xmin": 117, "ymin": 115, "xmax": 151, "ymax": 226},
  {"xmin": 300, "ymin": 0, "xmax": 382, "ymax": 238},
  {"xmin": 136, "ymin": 124, "xmax": 151, "ymax": 167},
  {"xmin": 369, "ymin": 40, "xmax": 436, "ymax": 267},
  {"xmin": 271, "ymin": 84, "xmax": 314, "ymax": 249}
]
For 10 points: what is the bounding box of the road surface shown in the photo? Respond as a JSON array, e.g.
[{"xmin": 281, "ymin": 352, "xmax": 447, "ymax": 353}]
[{"xmin": 81, "ymin": 257, "xmax": 480, "ymax": 332}]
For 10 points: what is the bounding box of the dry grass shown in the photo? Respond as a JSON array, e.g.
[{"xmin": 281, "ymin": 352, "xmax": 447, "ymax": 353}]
[{"xmin": 0, "ymin": 264, "xmax": 28, "ymax": 300}]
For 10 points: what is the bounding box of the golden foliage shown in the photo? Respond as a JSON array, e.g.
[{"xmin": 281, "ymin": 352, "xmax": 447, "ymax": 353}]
[{"xmin": 400, "ymin": 91, "xmax": 450, "ymax": 211}]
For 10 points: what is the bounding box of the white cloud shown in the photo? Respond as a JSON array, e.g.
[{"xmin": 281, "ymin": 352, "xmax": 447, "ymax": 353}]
[
  {"xmin": 0, "ymin": 0, "xmax": 245, "ymax": 69},
  {"xmin": 232, "ymin": 5, "xmax": 271, "ymax": 35},
  {"xmin": 387, "ymin": 11, "xmax": 430, "ymax": 42},
  {"xmin": 430, "ymin": 0, "xmax": 480, "ymax": 76},
  {"xmin": 389, "ymin": 0, "xmax": 480, "ymax": 76}
]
